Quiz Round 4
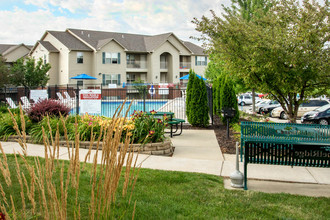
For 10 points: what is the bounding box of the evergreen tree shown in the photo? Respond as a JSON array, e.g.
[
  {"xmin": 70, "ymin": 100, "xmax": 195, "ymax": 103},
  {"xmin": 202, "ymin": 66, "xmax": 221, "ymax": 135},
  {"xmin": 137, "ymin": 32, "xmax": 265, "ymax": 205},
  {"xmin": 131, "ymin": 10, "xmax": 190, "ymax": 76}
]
[
  {"xmin": 220, "ymin": 78, "xmax": 239, "ymax": 123},
  {"xmin": 186, "ymin": 71, "xmax": 209, "ymax": 127},
  {"xmin": 185, "ymin": 69, "xmax": 195, "ymax": 119},
  {"xmin": 198, "ymin": 77, "xmax": 210, "ymax": 126}
]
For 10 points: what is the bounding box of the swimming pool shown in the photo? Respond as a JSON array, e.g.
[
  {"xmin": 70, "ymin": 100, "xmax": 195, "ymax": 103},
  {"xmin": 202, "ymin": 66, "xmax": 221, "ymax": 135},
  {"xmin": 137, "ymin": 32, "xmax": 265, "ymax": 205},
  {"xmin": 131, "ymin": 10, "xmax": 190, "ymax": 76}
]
[{"xmin": 71, "ymin": 101, "xmax": 167, "ymax": 117}]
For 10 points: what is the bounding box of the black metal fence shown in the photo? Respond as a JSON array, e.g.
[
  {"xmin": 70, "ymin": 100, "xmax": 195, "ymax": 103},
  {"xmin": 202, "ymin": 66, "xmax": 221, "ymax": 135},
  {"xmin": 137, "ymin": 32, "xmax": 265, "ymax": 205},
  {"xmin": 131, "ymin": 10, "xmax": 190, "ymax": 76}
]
[
  {"xmin": 1, "ymin": 84, "xmax": 214, "ymax": 124},
  {"xmin": 0, "ymin": 84, "xmax": 187, "ymax": 120}
]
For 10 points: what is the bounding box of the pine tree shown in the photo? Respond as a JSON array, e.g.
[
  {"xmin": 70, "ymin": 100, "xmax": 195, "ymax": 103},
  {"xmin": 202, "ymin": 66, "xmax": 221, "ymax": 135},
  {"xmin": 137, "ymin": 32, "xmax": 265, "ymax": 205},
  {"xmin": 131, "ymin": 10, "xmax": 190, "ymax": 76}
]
[
  {"xmin": 186, "ymin": 71, "xmax": 209, "ymax": 127},
  {"xmin": 185, "ymin": 69, "xmax": 195, "ymax": 119},
  {"xmin": 220, "ymin": 78, "xmax": 239, "ymax": 123}
]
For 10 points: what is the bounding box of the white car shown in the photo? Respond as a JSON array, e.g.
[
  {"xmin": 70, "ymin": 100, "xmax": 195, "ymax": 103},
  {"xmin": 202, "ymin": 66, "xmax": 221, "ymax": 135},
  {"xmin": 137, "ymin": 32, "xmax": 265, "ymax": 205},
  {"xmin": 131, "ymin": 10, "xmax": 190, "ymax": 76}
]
[
  {"xmin": 238, "ymin": 94, "xmax": 261, "ymax": 106},
  {"xmin": 255, "ymin": 99, "xmax": 271, "ymax": 114},
  {"xmin": 237, "ymin": 95, "xmax": 252, "ymax": 106},
  {"xmin": 271, "ymin": 99, "xmax": 330, "ymax": 119}
]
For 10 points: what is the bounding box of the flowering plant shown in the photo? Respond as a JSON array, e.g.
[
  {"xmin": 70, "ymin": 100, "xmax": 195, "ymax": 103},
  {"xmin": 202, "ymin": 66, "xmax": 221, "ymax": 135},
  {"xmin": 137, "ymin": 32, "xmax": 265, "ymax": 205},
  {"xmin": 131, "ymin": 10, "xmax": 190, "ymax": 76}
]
[{"xmin": 130, "ymin": 110, "xmax": 168, "ymax": 143}]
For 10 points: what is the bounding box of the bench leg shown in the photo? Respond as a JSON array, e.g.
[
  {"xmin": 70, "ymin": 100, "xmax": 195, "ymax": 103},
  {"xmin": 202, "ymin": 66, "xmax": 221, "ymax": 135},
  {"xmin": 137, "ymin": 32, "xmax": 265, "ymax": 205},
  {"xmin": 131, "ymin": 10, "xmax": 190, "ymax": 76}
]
[
  {"xmin": 244, "ymin": 162, "xmax": 247, "ymax": 190},
  {"xmin": 173, "ymin": 122, "xmax": 183, "ymax": 136}
]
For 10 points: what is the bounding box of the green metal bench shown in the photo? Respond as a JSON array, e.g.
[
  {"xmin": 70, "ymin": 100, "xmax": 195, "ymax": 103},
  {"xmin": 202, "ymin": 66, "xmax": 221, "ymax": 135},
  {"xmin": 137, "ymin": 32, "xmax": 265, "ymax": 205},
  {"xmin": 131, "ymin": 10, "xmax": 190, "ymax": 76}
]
[
  {"xmin": 168, "ymin": 118, "xmax": 185, "ymax": 137},
  {"xmin": 241, "ymin": 122, "xmax": 330, "ymax": 190}
]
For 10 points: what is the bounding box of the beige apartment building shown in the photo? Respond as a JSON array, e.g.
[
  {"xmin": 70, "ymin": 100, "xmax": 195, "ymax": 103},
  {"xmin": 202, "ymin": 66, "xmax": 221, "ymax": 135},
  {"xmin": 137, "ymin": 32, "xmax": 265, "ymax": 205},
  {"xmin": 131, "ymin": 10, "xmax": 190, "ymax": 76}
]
[
  {"xmin": 30, "ymin": 28, "xmax": 208, "ymax": 86},
  {"xmin": 0, "ymin": 44, "xmax": 32, "ymax": 66}
]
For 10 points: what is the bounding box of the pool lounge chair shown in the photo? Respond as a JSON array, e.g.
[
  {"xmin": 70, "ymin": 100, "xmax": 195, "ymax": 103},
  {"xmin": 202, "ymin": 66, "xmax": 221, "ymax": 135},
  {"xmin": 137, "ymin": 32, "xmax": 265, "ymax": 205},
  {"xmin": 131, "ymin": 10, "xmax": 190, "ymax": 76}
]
[
  {"xmin": 20, "ymin": 96, "xmax": 32, "ymax": 111},
  {"xmin": 6, "ymin": 97, "xmax": 17, "ymax": 109},
  {"xmin": 57, "ymin": 92, "xmax": 76, "ymax": 108}
]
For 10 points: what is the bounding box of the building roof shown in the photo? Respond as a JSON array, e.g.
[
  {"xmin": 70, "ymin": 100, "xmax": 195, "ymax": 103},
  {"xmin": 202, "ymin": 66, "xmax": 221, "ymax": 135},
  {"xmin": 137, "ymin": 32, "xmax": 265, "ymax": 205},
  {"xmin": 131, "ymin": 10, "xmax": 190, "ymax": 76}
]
[
  {"xmin": 183, "ymin": 41, "xmax": 206, "ymax": 55},
  {"xmin": 0, "ymin": 44, "xmax": 17, "ymax": 54},
  {"xmin": 67, "ymin": 28, "xmax": 205, "ymax": 55},
  {"xmin": 48, "ymin": 31, "xmax": 93, "ymax": 51},
  {"xmin": 39, "ymin": 41, "xmax": 59, "ymax": 52}
]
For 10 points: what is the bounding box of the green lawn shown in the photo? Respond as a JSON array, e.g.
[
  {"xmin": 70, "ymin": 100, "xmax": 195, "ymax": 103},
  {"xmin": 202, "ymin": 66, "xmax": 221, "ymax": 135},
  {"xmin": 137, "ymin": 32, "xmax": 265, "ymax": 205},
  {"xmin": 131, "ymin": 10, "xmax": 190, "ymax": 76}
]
[{"xmin": 1, "ymin": 155, "xmax": 329, "ymax": 219}]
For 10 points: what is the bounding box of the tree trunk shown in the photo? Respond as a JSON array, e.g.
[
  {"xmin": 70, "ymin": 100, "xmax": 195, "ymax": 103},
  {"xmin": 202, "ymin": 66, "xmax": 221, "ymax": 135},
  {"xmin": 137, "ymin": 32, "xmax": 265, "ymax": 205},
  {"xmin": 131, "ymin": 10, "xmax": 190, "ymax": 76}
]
[{"xmin": 252, "ymin": 88, "xmax": 255, "ymax": 113}]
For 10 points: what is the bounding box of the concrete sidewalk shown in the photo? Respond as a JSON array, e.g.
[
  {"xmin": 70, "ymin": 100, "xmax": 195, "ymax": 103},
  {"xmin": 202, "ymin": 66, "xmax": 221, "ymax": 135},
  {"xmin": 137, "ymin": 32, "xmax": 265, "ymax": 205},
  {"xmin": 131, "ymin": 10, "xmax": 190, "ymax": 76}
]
[{"xmin": 1, "ymin": 129, "xmax": 330, "ymax": 197}]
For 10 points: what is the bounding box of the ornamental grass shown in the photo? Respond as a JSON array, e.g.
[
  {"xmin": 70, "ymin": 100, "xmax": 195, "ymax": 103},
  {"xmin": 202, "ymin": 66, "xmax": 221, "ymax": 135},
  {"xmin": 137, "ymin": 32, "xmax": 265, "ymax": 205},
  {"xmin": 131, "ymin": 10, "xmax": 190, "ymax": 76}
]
[{"xmin": 0, "ymin": 100, "xmax": 140, "ymax": 219}]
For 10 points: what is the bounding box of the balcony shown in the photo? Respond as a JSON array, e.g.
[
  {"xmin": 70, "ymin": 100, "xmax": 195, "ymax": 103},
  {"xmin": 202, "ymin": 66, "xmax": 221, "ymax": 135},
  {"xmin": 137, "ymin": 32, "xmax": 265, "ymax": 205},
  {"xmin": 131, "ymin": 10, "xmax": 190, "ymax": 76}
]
[
  {"xmin": 126, "ymin": 60, "xmax": 147, "ymax": 69},
  {"xmin": 160, "ymin": 61, "xmax": 168, "ymax": 69},
  {"xmin": 180, "ymin": 62, "xmax": 191, "ymax": 70}
]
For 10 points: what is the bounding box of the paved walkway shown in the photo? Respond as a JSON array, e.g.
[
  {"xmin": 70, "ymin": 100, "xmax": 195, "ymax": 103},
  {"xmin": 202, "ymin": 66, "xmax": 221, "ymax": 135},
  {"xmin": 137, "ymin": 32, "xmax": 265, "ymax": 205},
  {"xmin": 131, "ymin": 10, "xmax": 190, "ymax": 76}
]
[{"xmin": 1, "ymin": 129, "xmax": 330, "ymax": 197}]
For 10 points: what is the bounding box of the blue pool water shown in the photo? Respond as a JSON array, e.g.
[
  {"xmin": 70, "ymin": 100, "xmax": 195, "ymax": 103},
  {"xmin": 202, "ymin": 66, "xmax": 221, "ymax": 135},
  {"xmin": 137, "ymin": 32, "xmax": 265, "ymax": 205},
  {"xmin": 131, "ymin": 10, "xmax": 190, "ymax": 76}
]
[{"xmin": 72, "ymin": 101, "xmax": 167, "ymax": 117}]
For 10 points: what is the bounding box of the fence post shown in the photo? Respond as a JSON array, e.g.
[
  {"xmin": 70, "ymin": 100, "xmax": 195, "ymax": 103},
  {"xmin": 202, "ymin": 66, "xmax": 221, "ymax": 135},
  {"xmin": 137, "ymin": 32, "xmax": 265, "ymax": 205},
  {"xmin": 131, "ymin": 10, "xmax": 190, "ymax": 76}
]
[
  {"xmin": 143, "ymin": 87, "xmax": 146, "ymax": 112},
  {"xmin": 48, "ymin": 86, "xmax": 51, "ymax": 99},
  {"xmin": 76, "ymin": 83, "xmax": 79, "ymax": 115}
]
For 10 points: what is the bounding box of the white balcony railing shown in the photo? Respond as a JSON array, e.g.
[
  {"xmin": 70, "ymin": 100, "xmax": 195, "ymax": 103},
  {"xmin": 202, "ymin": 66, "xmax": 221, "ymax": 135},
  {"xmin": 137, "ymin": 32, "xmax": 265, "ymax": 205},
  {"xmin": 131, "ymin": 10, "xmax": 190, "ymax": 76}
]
[
  {"xmin": 180, "ymin": 62, "xmax": 191, "ymax": 69},
  {"xmin": 160, "ymin": 61, "xmax": 168, "ymax": 69},
  {"xmin": 126, "ymin": 60, "xmax": 147, "ymax": 69}
]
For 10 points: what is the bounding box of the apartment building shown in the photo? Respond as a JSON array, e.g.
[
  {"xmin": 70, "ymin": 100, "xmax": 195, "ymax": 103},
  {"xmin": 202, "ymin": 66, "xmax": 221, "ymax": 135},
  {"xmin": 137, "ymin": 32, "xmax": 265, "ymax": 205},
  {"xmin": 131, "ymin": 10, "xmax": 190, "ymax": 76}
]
[
  {"xmin": 30, "ymin": 28, "xmax": 208, "ymax": 86},
  {"xmin": 0, "ymin": 43, "xmax": 32, "ymax": 66}
]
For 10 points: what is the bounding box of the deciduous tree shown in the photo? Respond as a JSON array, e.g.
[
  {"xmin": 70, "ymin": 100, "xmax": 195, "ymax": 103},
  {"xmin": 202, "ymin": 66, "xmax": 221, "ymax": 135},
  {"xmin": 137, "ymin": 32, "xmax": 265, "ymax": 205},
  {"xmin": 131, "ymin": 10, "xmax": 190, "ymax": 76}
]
[
  {"xmin": 0, "ymin": 55, "xmax": 9, "ymax": 87},
  {"xmin": 10, "ymin": 57, "xmax": 51, "ymax": 88},
  {"xmin": 194, "ymin": 0, "xmax": 330, "ymax": 123}
]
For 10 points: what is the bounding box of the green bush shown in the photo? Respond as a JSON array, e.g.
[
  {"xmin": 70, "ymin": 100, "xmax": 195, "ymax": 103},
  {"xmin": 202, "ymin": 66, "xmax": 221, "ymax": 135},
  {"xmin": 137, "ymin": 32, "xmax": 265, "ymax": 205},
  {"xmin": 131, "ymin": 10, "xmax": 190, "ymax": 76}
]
[
  {"xmin": 0, "ymin": 112, "xmax": 32, "ymax": 139},
  {"xmin": 131, "ymin": 110, "xmax": 168, "ymax": 144},
  {"xmin": 220, "ymin": 78, "xmax": 239, "ymax": 124},
  {"xmin": 30, "ymin": 115, "xmax": 77, "ymax": 143},
  {"xmin": 186, "ymin": 71, "xmax": 209, "ymax": 127},
  {"xmin": 185, "ymin": 69, "xmax": 195, "ymax": 119}
]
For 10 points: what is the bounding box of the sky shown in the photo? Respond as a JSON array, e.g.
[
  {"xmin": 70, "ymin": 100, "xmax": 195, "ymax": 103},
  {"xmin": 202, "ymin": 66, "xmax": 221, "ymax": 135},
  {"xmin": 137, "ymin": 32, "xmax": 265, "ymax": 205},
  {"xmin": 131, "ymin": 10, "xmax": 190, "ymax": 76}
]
[{"xmin": 0, "ymin": 0, "xmax": 229, "ymax": 46}]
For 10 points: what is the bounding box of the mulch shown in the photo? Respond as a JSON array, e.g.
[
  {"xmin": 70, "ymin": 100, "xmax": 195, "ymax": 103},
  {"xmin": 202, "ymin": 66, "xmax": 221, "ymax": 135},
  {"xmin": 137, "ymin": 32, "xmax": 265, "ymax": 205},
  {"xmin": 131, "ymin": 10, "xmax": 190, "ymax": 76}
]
[{"xmin": 182, "ymin": 115, "xmax": 243, "ymax": 154}]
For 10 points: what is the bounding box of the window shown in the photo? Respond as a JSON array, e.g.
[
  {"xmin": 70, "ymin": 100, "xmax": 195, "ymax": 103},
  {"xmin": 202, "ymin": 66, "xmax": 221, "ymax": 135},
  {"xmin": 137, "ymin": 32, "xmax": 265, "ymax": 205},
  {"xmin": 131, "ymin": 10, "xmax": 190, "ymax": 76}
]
[
  {"xmin": 77, "ymin": 52, "xmax": 83, "ymax": 63},
  {"xmin": 126, "ymin": 54, "xmax": 135, "ymax": 64},
  {"xmin": 77, "ymin": 80, "xmax": 83, "ymax": 86},
  {"xmin": 111, "ymin": 53, "xmax": 118, "ymax": 64},
  {"xmin": 127, "ymin": 74, "xmax": 136, "ymax": 83},
  {"xmin": 195, "ymin": 56, "xmax": 207, "ymax": 66},
  {"xmin": 102, "ymin": 52, "xmax": 121, "ymax": 64},
  {"xmin": 102, "ymin": 74, "xmax": 121, "ymax": 85},
  {"xmin": 105, "ymin": 52, "xmax": 111, "ymax": 63},
  {"xmin": 43, "ymin": 54, "xmax": 47, "ymax": 65}
]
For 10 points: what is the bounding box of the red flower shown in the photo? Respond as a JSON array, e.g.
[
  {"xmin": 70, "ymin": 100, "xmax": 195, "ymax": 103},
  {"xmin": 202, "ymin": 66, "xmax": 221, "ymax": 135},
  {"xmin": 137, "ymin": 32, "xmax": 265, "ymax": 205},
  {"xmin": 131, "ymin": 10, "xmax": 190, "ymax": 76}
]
[
  {"xmin": 0, "ymin": 212, "xmax": 5, "ymax": 220},
  {"xmin": 150, "ymin": 110, "xmax": 157, "ymax": 115},
  {"xmin": 149, "ymin": 130, "xmax": 155, "ymax": 135}
]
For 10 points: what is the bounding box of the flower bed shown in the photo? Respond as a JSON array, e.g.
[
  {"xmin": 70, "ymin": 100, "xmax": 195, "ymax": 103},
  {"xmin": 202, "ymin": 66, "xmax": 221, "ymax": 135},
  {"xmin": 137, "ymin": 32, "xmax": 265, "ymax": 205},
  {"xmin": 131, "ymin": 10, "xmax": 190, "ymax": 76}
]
[{"xmin": 1, "ymin": 107, "xmax": 173, "ymax": 156}]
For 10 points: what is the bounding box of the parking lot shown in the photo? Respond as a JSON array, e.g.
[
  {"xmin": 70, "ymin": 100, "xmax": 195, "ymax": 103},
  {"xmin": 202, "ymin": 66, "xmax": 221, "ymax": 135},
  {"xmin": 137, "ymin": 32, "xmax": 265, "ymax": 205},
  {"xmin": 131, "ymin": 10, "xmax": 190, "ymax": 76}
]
[{"xmin": 239, "ymin": 105, "xmax": 302, "ymax": 124}]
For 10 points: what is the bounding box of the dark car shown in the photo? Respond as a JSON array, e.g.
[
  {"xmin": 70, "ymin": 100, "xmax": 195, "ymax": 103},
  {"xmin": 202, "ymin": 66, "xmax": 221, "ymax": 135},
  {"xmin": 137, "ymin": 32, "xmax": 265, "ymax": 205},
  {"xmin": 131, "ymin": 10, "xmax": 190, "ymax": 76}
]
[
  {"xmin": 260, "ymin": 100, "xmax": 280, "ymax": 116},
  {"xmin": 301, "ymin": 104, "xmax": 330, "ymax": 125}
]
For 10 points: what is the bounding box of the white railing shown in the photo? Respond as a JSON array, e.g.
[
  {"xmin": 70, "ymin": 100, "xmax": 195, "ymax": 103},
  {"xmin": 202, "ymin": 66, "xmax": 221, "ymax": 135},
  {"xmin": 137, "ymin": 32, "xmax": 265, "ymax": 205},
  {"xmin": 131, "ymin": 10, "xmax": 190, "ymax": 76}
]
[
  {"xmin": 180, "ymin": 62, "xmax": 191, "ymax": 69},
  {"xmin": 126, "ymin": 60, "xmax": 147, "ymax": 69}
]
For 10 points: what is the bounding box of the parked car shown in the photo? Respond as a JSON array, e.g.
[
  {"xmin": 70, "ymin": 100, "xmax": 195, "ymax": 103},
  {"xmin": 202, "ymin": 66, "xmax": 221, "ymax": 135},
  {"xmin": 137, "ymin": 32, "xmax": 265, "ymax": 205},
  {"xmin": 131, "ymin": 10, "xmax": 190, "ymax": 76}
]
[
  {"xmin": 237, "ymin": 95, "xmax": 252, "ymax": 106},
  {"xmin": 255, "ymin": 99, "xmax": 271, "ymax": 114},
  {"xmin": 259, "ymin": 100, "xmax": 281, "ymax": 116},
  {"xmin": 237, "ymin": 94, "xmax": 261, "ymax": 106},
  {"xmin": 301, "ymin": 104, "xmax": 330, "ymax": 125},
  {"xmin": 271, "ymin": 99, "xmax": 330, "ymax": 119}
]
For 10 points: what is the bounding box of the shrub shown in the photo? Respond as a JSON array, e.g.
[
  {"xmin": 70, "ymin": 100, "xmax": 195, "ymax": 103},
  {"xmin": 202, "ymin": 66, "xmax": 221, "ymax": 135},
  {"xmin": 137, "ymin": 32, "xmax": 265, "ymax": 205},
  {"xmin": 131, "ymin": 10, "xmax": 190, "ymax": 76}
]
[
  {"xmin": 0, "ymin": 105, "xmax": 20, "ymax": 114},
  {"xmin": 30, "ymin": 115, "xmax": 77, "ymax": 143},
  {"xmin": 220, "ymin": 78, "xmax": 239, "ymax": 124},
  {"xmin": 27, "ymin": 99, "xmax": 70, "ymax": 122},
  {"xmin": 69, "ymin": 114, "xmax": 108, "ymax": 142},
  {"xmin": 185, "ymin": 69, "xmax": 196, "ymax": 119},
  {"xmin": 0, "ymin": 111, "xmax": 32, "ymax": 139},
  {"xmin": 186, "ymin": 71, "xmax": 209, "ymax": 127},
  {"xmin": 131, "ymin": 110, "xmax": 168, "ymax": 144}
]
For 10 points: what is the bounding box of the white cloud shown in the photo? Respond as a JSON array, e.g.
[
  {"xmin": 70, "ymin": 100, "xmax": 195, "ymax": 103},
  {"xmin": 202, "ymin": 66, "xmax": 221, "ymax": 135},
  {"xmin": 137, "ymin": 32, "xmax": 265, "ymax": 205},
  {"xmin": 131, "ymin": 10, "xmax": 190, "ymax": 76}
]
[{"xmin": 1, "ymin": 0, "xmax": 231, "ymax": 46}]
